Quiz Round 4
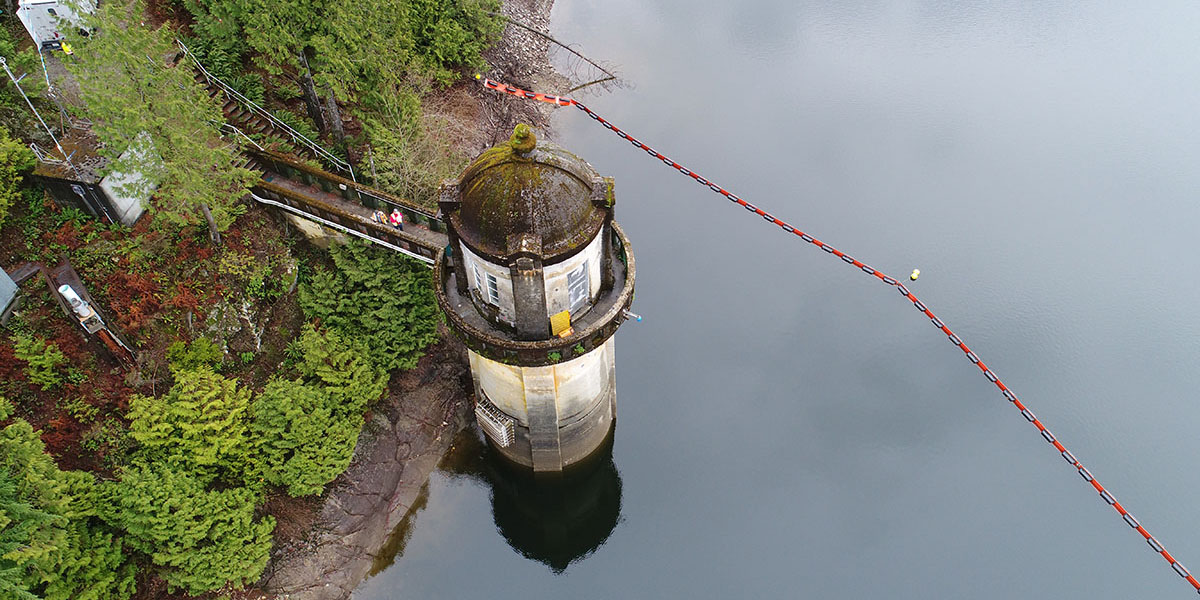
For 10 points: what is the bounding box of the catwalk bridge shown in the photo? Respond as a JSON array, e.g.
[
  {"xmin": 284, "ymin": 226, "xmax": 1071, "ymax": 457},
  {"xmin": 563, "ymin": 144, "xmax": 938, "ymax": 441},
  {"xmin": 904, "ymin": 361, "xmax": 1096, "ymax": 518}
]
[{"xmin": 181, "ymin": 41, "xmax": 450, "ymax": 265}]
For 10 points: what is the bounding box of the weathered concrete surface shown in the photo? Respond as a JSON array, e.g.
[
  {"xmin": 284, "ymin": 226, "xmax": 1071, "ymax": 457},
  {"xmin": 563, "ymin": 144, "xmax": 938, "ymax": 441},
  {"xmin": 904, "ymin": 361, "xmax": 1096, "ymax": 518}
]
[{"xmin": 260, "ymin": 334, "xmax": 473, "ymax": 600}]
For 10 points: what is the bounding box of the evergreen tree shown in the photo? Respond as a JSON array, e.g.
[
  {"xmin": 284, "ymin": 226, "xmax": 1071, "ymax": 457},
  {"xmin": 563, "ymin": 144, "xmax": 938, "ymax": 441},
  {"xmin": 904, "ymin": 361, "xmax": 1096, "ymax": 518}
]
[
  {"xmin": 0, "ymin": 471, "xmax": 55, "ymax": 600},
  {"xmin": 298, "ymin": 241, "xmax": 439, "ymax": 371},
  {"xmin": 127, "ymin": 367, "xmax": 252, "ymax": 485},
  {"xmin": 249, "ymin": 378, "xmax": 360, "ymax": 497},
  {"xmin": 65, "ymin": 0, "xmax": 257, "ymax": 240},
  {"xmin": 0, "ymin": 126, "xmax": 36, "ymax": 225},
  {"xmin": 0, "ymin": 420, "xmax": 136, "ymax": 600},
  {"xmin": 0, "ymin": 23, "xmax": 45, "ymax": 119},
  {"xmin": 99, "ymin": 463, "xmax": 273, "ymax": 595},
  {"xmin": 291, "ymin": 324, "xmax": 389, "ymax": 412}
]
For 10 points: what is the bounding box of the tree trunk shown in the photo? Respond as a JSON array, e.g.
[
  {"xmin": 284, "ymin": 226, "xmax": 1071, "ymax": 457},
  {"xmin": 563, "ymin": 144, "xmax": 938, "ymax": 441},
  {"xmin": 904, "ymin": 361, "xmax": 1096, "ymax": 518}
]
[
  {"xmin": 296, "ymin": 48, "xmax": 326, "ymax": 135},
  {"xmin": 200, "ymin": 203, "xmax": 222, "ymax": 246},
  {"xmin": 323, "ymin": 87, "xmax": 346, "ymax": 146}
]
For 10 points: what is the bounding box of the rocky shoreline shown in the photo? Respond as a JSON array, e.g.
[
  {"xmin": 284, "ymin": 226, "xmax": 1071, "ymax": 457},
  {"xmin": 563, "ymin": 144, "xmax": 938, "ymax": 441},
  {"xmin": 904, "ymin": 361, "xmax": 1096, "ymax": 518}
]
[
  {"xmin": 258, "ymin": 2, "xmax": 564, "ymax": 598},
  {"xmin": 260, "ymin": 331, "xmax": 473, "ymax": 600}
]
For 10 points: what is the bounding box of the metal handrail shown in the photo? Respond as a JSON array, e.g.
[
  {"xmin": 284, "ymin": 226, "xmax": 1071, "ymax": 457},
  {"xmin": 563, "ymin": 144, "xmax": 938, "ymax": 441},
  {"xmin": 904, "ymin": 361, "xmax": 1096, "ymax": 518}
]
[
  {"xmin": 250, "ymin": 192, "xmax": 433, "ymax": 265},
  {"xmin": 175, "ymin": 39, "xmax": 356, "ymax": 182},
  {"xmin": 217, "ymin": 122, "xmax": 265, "ymax": 152}
]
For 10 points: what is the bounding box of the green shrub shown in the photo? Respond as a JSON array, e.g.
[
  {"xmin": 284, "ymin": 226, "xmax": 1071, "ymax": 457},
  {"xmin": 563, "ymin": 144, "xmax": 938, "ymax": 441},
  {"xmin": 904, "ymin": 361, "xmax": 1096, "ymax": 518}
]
[
  {"xmin": 13, "ymin": 334, "xmax": 67, "ymax": 391},
  {"xmin": 0, "ymin": 127, "xmax": 37, "ymax": 226},
  {"xmin": 271, "ymin": 109, "xmax": 323, "ymax": 145},
  {"xmin": 178, "ymin": 32, "xmax": 242, "ymax": 82},
  {"xmin": 226, "ymin": 73, "xmax": 266, "ymax": 106},
  {"xmin": 98, "ymin": 463, "xmax": 272, "ymax": 595},
  {"xmin": 127, "ymin": 368, "xmax": 252, "ymax": 485},
  {"xmin": 166, "ymin": 337, "xmax": 224, "ymax": 372},
  {"xmin": 298, "ymin": 241, "xmax": 439, "ymax": 372}
]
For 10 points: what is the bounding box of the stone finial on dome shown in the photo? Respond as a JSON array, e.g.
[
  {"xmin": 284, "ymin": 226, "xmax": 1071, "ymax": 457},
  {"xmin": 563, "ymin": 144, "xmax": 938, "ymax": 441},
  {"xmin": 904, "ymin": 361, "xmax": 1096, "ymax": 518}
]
[{"xmin": 509, "ymin": 124, "xmax": 537, "ymax": 155}]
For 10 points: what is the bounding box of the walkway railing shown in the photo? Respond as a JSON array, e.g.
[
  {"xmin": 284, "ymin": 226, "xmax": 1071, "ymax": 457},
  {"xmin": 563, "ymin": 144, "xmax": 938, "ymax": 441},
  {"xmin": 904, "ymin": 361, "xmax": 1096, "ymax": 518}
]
[
  {"xmin": 176, "ymin": 39, "xmax": 356, "ymax": 182},
  {"xmin": 247, "ymin": 147, "xmax": 445, "ymax": 233},
  {"xmin": 251, "ymin": 181, "xmax": 442, "ymax": 265}
]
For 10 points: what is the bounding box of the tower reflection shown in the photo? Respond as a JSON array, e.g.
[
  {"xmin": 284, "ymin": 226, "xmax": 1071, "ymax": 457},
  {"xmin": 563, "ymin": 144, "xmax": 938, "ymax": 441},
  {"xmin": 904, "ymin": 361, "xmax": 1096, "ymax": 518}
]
[{"xmin": 443, "ymin": 427, "xmax": 623, "ymax": 573}]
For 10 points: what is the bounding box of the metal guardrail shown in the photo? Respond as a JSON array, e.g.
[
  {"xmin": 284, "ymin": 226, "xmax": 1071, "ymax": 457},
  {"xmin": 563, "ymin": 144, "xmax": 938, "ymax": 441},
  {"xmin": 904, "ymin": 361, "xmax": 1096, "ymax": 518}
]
[
  {"xmin": 249, "ymin": 192, "xmax": 436, "ymax": 265},
  {"xmin": 175, "ymin": 39, "xmax": 357, "ymax": 182},
  {"xmin": 217, "ymin": 122, "xmax": 265, "ymax": 152}
]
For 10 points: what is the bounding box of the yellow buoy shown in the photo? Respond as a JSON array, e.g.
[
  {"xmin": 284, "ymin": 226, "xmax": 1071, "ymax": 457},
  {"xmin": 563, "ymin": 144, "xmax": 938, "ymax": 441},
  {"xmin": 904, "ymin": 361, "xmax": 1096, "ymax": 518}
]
[{"xmin": 910, "ymin": 269, "xmax": 920, "ymax": 281}]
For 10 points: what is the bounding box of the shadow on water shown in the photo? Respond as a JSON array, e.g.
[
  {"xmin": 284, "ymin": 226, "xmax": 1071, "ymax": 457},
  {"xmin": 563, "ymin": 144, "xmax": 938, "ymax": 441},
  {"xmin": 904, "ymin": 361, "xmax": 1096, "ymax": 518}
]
[
  {"xmin": 367, "ymin": 480, "xmax": 431, "ymax": 577},
  {"xmin": 440, "ymin": 426, "xmax": 624, "ymax": 573}
]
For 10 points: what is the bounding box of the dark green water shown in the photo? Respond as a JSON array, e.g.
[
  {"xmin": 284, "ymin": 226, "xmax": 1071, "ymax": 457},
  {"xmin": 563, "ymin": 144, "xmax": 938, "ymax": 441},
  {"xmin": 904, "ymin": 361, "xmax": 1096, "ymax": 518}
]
[{"xmin": 355, "ymin": 2, "xmax": 1200, "ymax": 597}]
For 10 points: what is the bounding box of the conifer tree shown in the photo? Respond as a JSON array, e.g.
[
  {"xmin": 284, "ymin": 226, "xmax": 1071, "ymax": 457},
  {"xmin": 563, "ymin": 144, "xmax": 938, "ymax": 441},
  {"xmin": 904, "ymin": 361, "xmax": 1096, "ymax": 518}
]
[
  {"xmin": 65, "ymin": 0, "xmax": 256, "ymax": 240},
  {"xmin": 127, "ymin": 367, "xmax": 252, "ymax": 485},
  {"xmin": 298, "ymin": 241, "xmax": 439, "ymax": 371},
  {"xmin": 98, "ymin": 463, "xmax": 273, "ymax": 595},
  {"xmin": 249, "ymin": 378, "xmax": 361, "ymax": 496},
  {"xmin": 291, "ymin": 324, "xmax": 389, "ymax": 412},
  {"xmin": 0, "ymin": 420, "xmax": 136, "ymax": 600}
]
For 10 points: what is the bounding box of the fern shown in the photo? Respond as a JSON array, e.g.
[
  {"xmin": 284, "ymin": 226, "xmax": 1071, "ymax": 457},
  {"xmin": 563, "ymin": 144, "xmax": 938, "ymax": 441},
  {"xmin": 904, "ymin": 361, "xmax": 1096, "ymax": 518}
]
[{"xmin": 12, "ymin": 334, "xmax": 67, "ymax": 391}]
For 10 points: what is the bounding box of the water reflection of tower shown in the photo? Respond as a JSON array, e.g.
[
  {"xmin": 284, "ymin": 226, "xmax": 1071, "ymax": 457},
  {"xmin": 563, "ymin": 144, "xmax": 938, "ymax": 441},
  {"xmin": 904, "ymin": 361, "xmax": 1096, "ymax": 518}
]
[
  {"xmin": 444, "ymin": 428, "xmax": 623, "ymax": 573},
  {"xmin": 435, "ymin": 124, "xmax": 636, "ymax": 473}
]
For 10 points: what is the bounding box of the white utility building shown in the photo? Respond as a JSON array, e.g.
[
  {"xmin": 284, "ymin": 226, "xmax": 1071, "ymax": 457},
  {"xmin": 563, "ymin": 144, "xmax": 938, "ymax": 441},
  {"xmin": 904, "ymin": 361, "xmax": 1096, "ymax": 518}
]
[{"xmin": 17, "ymin": 0, "xmax": 94, "ymax": 50}]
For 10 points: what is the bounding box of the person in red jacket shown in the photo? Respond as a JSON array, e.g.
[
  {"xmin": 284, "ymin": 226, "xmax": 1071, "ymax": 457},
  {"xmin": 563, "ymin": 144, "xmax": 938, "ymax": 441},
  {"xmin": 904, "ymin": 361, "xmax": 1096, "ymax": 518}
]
[{"xmin": 390, "ymin": 208, "xmax": 404, "ymax": 231}]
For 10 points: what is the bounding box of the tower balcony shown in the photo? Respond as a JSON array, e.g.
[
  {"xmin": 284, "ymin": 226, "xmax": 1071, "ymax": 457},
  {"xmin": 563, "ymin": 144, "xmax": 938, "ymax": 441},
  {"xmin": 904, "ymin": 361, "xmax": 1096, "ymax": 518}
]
[{"xmin": 435, "ymin": 222, "xmax": 636, "ymax": 367}]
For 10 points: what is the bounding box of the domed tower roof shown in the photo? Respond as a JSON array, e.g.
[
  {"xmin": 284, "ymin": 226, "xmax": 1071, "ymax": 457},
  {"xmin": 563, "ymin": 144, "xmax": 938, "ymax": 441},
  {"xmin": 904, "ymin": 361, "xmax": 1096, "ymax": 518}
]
[{"xmin": 445, "ymin": 125, "xmax": 611, "ymax": 264}]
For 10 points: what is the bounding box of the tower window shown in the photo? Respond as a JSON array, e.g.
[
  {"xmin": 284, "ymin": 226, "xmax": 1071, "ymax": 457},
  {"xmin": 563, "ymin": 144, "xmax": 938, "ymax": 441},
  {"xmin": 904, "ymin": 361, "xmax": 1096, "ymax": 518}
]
[
  {"xmin": 486, "ymin": 273, "xmax": 499, "ymax": 304},
  {"xmin": 568, "ymin": 260, "xmax": 589, "ymax": 313},
  {"xmin": 474, "ymin": 264, "xmax": 499, "ymax": 304}
]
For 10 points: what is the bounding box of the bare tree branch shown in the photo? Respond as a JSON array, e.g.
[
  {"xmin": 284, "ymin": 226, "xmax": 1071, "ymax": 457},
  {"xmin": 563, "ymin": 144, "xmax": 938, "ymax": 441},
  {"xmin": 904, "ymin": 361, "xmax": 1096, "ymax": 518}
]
[{"xmin": 486, "ymin": 10, "xmax": 618, "ymax": 83}]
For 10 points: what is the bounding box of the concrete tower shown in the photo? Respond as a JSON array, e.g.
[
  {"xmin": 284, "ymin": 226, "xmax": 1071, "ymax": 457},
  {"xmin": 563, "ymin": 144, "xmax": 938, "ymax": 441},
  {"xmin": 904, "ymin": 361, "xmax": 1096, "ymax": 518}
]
[{"xmin": 435, "ymin": 125, "xmax": 636, "ymax": 473}]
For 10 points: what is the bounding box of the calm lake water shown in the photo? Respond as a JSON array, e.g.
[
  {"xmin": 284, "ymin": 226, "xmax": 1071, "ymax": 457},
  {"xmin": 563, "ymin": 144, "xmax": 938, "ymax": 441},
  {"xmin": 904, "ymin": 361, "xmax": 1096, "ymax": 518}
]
[{"xmin": 355, "ymin": 2, "xmax": 1200, "ymax": 597}]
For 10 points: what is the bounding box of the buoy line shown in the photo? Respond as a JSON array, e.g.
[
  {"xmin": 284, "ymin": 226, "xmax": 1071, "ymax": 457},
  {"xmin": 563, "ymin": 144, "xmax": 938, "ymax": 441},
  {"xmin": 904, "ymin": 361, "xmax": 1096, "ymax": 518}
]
[{"xmin": 479, "ymin": 75, "xmax": 1200, "ymax": 594}]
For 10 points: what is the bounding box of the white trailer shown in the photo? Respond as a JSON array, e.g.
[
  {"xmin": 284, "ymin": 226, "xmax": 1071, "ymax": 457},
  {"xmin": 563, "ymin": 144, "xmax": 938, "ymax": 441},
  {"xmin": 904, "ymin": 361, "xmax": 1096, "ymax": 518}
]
[{"xmin": 16, "ymin": 0, "xmax": 95, "ymax": 50}]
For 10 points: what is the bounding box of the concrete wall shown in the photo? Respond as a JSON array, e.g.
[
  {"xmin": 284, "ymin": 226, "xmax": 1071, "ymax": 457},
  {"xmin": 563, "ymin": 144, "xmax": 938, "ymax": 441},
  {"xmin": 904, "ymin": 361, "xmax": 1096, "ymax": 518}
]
[
  {"xmin": 469, "ymin": 337, "xmax": 612, "ymax": 426},
  {"xmin": 469, "ymin": 337, "xmax": 617, "ymax": 471},
  {"xmin": 542, "ymin": 230, "xmax": 603, "ymax": 319},
  {"xmin": 0, "ymin": 269, "xmax": 17, "ymax": 324},
  {"xmin": 283, "ymin": 213, "xmax": 347, "ymax": 249},
  {"xmin": 98, "ymin": 135, "xmax": 156, "ymax": 226},
  {"xmin": 462, "ymin": 229, "xmax": 604, "ymax": 326}
]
